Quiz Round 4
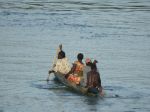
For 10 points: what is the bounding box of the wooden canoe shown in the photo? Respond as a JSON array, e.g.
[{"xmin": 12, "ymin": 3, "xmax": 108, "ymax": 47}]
[{"xmin": 54, "ymin": 72, "xmax": 99, "ymax": 96}]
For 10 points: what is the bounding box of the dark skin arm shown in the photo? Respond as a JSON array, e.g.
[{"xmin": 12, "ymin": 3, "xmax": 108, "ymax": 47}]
[
  {"xmin": 59, "ymin": 44, "xmax": 62, "ymax": 51},
  {"xmin": 97, "ymin": 72, "xmax": 103, "ymax": 94},
  {"xmin": 97, "ymin": 72, "xmax": 101, "ymax": 87},
  {"xmin": 48, "ymin": 70, "xmax": 55, "ymax": 74},
  {"xmin": 47, "ymin": 44, "xmax": 62, "ymax": 81},
  {"xmin": 85, "ymin": 73, "xmax": 90, "ymax": 88}
]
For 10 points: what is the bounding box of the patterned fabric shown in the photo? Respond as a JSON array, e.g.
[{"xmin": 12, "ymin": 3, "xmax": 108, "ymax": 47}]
[
  {"xmin": 67, "ymin": 74, "xmax": 80, "ymax": 84},
  {"xmin": 53, "ymin": 57, "xmax": 71, "ymax": 74},
  {"xmin": 74, "ymin": 61, "xmax": 84, "ymax": 76}
]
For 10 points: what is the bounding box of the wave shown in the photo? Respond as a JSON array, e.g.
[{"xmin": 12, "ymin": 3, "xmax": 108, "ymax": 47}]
[{"xmin": 0, "ymin": 1, "xmax": 150, "ymax": 12}]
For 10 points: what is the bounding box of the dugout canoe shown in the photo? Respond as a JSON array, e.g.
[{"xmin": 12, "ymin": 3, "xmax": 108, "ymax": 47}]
[{"xmin": 54, "ymin": 72, "xmax": 99, "ymax": 96}]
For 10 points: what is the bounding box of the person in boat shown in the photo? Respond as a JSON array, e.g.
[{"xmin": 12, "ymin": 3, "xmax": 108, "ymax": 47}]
[
  {"xmin": 65, "ymin": 53, "xmax": 84, "ymax": 84},
  {"xmin": 80, "ymin": 58, "xmax": 92, "ymax": 87},
  {"xmin": 86, "ymin": 62, "xmax": 103, "ymax": 94},
  {"xmin": 72, "ymin": 53, "xmax": 84, "ymax": 77},
  {"xmin": 48, "ymin": 50, "xmax": 71, "ymax": 80}
]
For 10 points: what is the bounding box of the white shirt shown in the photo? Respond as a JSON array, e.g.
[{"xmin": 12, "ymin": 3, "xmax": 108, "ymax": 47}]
[{"xmin": 53, "ymin": 57, "xmax": 71, "ymax": 74}]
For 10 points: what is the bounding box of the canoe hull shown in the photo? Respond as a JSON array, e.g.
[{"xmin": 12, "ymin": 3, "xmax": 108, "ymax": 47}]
[{"xmin": 54, "ymin": 72, "xmax": 99, "ymax": 96}]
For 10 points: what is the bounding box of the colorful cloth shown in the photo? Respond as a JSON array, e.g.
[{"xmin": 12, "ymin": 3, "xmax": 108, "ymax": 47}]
[
  {"xmin": 73, "ymin": 61, "xmax": 84, "ymax": 77},
  {"xmin": 67, "ymin": 74, "xmax": 80, "ymax": 84}
]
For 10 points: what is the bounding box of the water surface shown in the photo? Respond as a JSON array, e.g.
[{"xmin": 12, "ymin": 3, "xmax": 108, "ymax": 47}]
[{"xmin": 0, "ymin": 0, "xmax": 150, "ymax": 112}]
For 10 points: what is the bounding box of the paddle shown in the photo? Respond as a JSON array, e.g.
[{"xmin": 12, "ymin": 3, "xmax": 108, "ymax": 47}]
[{"xmin": 47, "ymin": 44, "xmax": 62, "ymax": 81}]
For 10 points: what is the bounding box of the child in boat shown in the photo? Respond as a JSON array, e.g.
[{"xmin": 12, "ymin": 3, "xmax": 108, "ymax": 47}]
[{"xmin": 86, "ymin": 62, "xmax": 103, "ymax": 94}]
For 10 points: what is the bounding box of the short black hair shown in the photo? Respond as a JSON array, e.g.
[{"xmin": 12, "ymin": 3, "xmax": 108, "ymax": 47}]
[
  {"xmin": 58, "ymin": 50, "xmax": 65, "ymax": 59},
  {"xmin": 77, "ymin": 53, "xmax": 84, "ymax": 60}
]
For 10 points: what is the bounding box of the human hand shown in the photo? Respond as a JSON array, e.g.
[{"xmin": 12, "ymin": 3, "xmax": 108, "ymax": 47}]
[
  {"xmin": 48, "ymin": 70, "xmax": 53, "ymax": 74},
  {"xmin": 59, "ymin": 44, "xmax": 62, "ymax": 51},
  {"xmin": 93, "ymin": 60, "xmax": 98, "ymax": 64}
]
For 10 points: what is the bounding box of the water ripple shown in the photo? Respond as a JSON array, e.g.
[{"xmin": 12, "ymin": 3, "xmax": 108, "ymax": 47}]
[{"xmin": 0, "ymin": 1, "xmax": 150, "ymax": 12}]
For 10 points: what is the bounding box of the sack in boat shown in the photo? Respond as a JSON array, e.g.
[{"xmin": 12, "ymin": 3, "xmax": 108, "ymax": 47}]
[{"xmin": 67, "ymin": 74, "xmax": 80, "ymax": 84}]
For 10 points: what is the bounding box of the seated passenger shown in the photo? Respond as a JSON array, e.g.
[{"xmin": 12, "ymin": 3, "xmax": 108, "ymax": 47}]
[
  {"xmin": 86, "ymin": 63, "xmax": 102, "ymax": 94},
  {"xmin": 72, "ymin": 53, "xmax": 84, "ymax": 77},
  {"xmin": 48, "ymin": 50, "xmax": 71, "ymax": 75},
  {"xmin": 80, "ymin": 58, "xmax": 92, "ymax": 87},
  {"xmin": 65, "ymin": 53, "xmax": 84, "ymax": 84}
]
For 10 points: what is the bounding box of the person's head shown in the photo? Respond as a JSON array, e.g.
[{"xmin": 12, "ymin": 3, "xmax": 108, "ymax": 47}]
[
  {"xmin": 58, "ymin": 50, "xmax": 65, "ymax": 59},
  {"xmin": 77, "ymin": 53, "xmax": 84, "ymax": 61},
  {"xmin": 85, "ymin": 58, "xmax": 92, "ymax": 66}
]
